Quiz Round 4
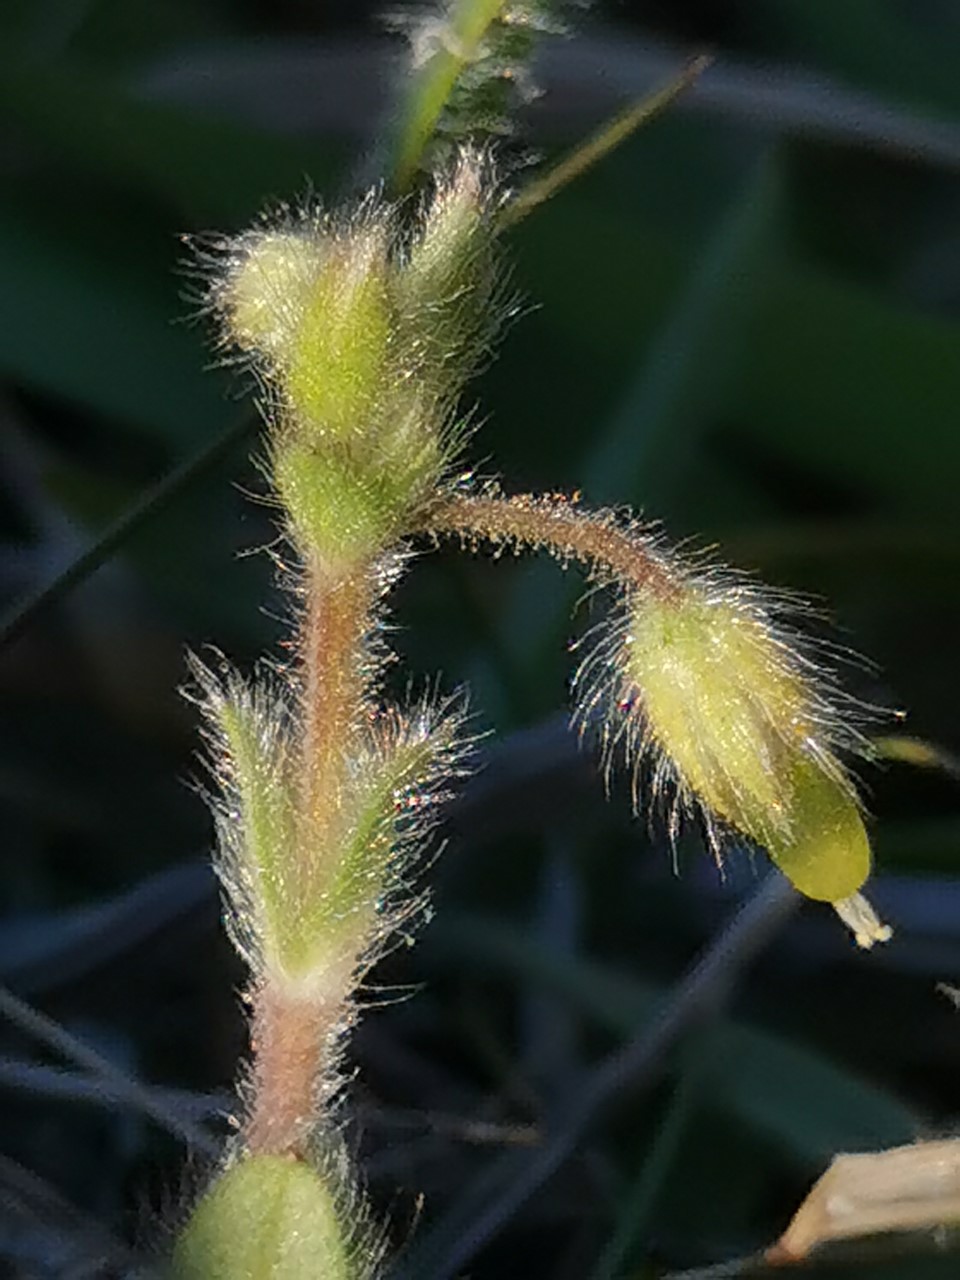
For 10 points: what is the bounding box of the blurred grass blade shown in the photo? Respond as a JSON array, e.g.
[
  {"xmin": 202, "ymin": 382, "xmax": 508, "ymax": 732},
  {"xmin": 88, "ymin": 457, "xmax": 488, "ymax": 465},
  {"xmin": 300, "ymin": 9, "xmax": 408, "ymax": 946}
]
[
  {"xmin": 391, "ymin": 0, "xmax": 507, "ymax": 192},
  {"xmin": 736, "ymin": 266, "xmax": 960, "ymax": 517},
  {"xmin": 0, "ymin": 63, "xmax": 341, "ymax": 222},
  {"xmin": 582, "ymin": 147, "xmax": 781, "ymax": 506},
  {"xmin": 759, "ymin": 0, "xmax": 960, "ymax": 117},
  {"xmin": 0, "ymin": 984, "xmax": 219, "ymax": 1154},
  {"xmin": 662, "ymin": 1257, "xmax": 762, "ymax": 1279},
  {"xmin": 503, "ymin": 54, "xmax": 712, "ymax": 228},
  {"xmin": 400, "ymin": 881, "xmax": 799, "ymax": 1280},
  {"xmin": 431, "ymin": 913, "xmax": 919, "ymax": 1158},
  {"xmin": 588, "ymin": 1038, "xmax": 715, "ymax": 1280},
  {"xmin": 0, "ymin": 200, "xmax": 235, "ymax": 445},
  {"xmin": 0, "ymin": 414, "xmax": 251, "ymax": 651}
]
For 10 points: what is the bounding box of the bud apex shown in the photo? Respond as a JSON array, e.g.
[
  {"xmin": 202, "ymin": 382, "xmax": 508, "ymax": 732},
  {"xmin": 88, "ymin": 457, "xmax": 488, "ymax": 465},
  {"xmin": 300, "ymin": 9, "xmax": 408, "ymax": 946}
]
[
  {"xmin": 219, "ymin": 231, "xmax": 319, "ymax": 359},
  {"xmin": 403, "ymin": 150, "xmax": 491, "ymax": 304},
  {"xmin": 398, "ymin": 149, "xmax": 503, "ymax": 393}
]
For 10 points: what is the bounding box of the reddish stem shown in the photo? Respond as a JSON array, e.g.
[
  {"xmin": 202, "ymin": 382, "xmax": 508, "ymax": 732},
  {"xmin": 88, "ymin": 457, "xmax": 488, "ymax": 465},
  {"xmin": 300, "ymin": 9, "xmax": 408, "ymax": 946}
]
[
  {"xmin": 300, "ymin": 564, "xmax": 375, "ymax": 832},
  {"xmin": 244, "ymin": 558, "xmax": 375, "ymax": 1158},
  {"xmin": 422, "ymin": 489, "xmax": 677, "ymax": 598},
  {"xmin": 245, "ymin": 978, "xmax": 343, "ymax": 1158}
]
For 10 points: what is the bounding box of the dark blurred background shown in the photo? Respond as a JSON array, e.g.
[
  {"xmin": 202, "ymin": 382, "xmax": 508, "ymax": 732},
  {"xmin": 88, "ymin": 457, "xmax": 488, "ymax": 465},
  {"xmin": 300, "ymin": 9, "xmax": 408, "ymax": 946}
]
[{"xmin": 1, "ymin": 1, "xmax": 960, "ymax": 1276}]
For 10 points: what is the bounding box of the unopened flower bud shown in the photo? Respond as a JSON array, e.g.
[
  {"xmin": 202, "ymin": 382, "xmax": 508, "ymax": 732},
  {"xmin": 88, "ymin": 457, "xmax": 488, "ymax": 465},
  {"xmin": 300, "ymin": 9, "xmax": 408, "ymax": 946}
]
[
  {"xmin": 397, "ymin": 148, "xmax": 502, "ymax": 387},
  {"xmin": 582, "ymin": 577, "xmax": 890, "ymax": 940},
  {"xmin": 216, "ymin": 218, "xmax": 395, "ymax": 449},
  {"xmin": 206, "ymin": 164, "xmax": 505, "ymax": 570},
  {"xmin": 219, "ymin": 231, "xmax": 320, "ymax": 360},
  {"xmin": 403, "ymin": 148, "xmax": 488, "ymax": 306}
]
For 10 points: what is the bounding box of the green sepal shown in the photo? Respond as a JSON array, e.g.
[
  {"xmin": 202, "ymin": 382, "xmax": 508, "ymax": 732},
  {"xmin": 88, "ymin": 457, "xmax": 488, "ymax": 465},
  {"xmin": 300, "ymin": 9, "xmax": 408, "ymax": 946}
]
[
  {"xmin": 397, "ymin": 155, "xmax": 499, "ymax": 385},
  {"xmin": 762, "ymin": 755, "xmax": 871, "ymax": 903},
  {"xmin": 279, "ymin": 708, "xmax": 462, "ymax": 980},
  {"xmin": 300, "ymin": 734, "xmax": 439, "ymax": 970},
  {"xmin": 224, "ymin": 233, "xmax": 321, "ymax": 360},
  {"xmin": 214, "ymin": 687, "xmax": 298, "ymax": 970},
  {"xmin": 622, "ymin": 588, "xmax": 871, "ymax": 904}
]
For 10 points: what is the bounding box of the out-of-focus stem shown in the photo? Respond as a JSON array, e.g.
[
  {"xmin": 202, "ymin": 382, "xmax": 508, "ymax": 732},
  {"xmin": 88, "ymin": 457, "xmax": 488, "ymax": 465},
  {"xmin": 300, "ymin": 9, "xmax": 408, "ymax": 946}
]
[
  {"xmin": 423, "ymin": 490, "xmax": 678, "ymax": 597},
  {"xmin": 502, "ymin": 55, "xmax": 712, "ymax": 228},
  {"xmin": 392, "ymin": 0, "xmax": 508, "ymax": 192}
]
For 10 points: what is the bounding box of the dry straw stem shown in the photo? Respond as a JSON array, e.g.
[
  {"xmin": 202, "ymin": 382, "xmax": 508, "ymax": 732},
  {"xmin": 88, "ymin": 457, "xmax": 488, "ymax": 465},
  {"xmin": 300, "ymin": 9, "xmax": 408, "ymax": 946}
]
[
  {"xmin": 667, "ymin": 1138, "xmax": 960, "ymax": 1277},
  {"xmin": 768, "ymin": 1138, "xmax": 960, "ymax": 1264}
]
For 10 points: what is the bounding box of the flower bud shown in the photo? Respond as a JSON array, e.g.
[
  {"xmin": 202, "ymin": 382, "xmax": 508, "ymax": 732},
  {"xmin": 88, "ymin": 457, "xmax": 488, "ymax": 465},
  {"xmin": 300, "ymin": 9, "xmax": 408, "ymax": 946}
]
[
  {"xmin": 583, "ymin": 578, "xmax": 889, "ymax": 940},
  {"xmin": 621, "ymin": 589, "xmax": 810, "ymax": 835},
  {"xmin": 219, "ymin": 225, "xmax": 392, "ymax": 441},
  {"xmin": 758, "ymin": 751, "xmax": 870, "ymax": 902},
  {"xmin": 219, "ymin": 231, "xmax": 320, "ymax": 360},
  {"xmin": 207, "ymin": 166, "xmax": 504, "ymax": 569},
  {"xmin": 401, "ymin": 150, "xmax": 492, "ymax": 314}
]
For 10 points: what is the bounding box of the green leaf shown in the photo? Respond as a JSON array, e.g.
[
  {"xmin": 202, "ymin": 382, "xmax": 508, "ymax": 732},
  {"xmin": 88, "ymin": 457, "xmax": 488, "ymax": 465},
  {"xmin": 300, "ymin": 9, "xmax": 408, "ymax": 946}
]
[
  {"xmin": 0, "ymin": 62, "xmax": 343, "ymax": 223},
  {"xmin": 753, "ymin": 0, "xmax": 960, "ymax": 117},
  {"xmin": 736, "ymin": 265, "xmax": 960, "ymax": 517},
  {"xmin": 216, "ymin": 685, "xmax": 297, "ymax": 967},
  {"xmin": 294, "ymin": 710, "xmax": 462, "ymax": 976},
  {"xmin": 0, "ymin": 197, "xmax": 234, "ymax": 445}
]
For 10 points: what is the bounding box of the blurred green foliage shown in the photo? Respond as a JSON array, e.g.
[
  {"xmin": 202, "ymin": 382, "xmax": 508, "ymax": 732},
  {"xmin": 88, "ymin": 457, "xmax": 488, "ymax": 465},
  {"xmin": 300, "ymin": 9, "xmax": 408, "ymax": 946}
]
[{"xmin": 1, "ymin": 1, "xmax": 959, "ymax": 1276}]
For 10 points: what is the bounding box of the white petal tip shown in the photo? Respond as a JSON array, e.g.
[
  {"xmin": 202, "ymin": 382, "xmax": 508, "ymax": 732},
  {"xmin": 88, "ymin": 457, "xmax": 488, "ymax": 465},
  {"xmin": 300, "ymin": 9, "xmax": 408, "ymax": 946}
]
[{"xmin": 833, "ymin": 892, "xmax": 893, "ymax": 949}]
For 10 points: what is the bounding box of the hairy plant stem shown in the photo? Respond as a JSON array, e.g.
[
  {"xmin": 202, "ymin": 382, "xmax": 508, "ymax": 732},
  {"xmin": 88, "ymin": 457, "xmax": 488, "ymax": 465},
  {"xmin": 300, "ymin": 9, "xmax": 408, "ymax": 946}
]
[
  {"xmin": 423, "ymin": 489, "xmax": 678, "ymax": 597},
  {"xmin": 301, "ymin": 562, "xmax": 375, "ymax": 846},
  {"xmin": 245, "ymin": 979, "xmax": 343, "ymax": 1158},
  {"xmin": 244, "ymin": 559, "xmax": 377, "ymax": 1159}
]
